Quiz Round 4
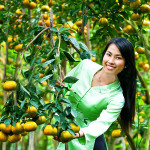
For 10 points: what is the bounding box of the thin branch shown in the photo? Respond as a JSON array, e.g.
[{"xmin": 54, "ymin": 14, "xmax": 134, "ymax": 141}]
[{"xmin": 137, "ymin": 70, "xmax": 150, "ymax": 104}]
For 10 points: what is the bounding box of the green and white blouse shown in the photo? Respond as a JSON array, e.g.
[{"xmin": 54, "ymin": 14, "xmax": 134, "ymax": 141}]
[{"xmin": 57, "ymin": 59, "xmax": 125, "ymax": 150}]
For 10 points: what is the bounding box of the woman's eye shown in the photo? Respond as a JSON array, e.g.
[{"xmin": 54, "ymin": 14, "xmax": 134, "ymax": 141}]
[
  {"xmin": 106, "ymin": 53, "xmax": 111, "ymax": 56},
  {"xmin": 116, "ymin": 57, "xmax": 121, "ymax": 59}
]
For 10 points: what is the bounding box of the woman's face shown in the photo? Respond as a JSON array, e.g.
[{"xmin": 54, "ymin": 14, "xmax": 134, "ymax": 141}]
[{"xmin": 102, "ymin": 43, "xmax": 125, "ymax": 76}]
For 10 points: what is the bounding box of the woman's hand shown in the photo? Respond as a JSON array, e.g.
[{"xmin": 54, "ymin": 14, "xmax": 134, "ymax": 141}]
[
  {"xmin": 55, "ymin": 71, "xmax": 65, "ymax": 87},
  {"xmin": 52, "ymin": 130, "xmax": 84, "ymax": 143}
]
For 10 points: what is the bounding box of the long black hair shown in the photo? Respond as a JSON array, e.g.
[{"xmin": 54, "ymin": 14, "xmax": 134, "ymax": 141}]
[{"xmin": 102, "ymin": 37, "xmax": 137, "ymax": 131}]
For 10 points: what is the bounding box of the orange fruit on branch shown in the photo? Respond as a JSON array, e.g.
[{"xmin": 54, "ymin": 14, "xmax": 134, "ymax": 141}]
[
  {"xmin": 22, "ymin": 0, "xmax": 29, "ymax": 7},
  {"xmin": 142, "ymin": 64, "xmax": 149, "ymax": 71},
  {"xmin": 99, "ymin": 18, "xmax": 108, "ymax": 26},
  {"xmin": 70, "ymin": 123, "xmax": 80, "ymax": 133},
  {"xmin": 112, "ymin": 129, "xmax": 121, "ymax": 138},
  {"xmin": 26, "ymin": 106, "xmax": 38, "ymax": 117},
  {"xmin": 0, "ymin": 131, "xmax": 8, "ymax": 142},
  {"xmin": 29, "ymin": 1, "xmax": 37, "ymax": 9},
  {"xmin": 131, "ymin": 13, "xmax": 140, "ymax": 21},
  {"xmin": 41, "ymin": 5, "xmax": 50, "ymax": 12},
  {"xmin": 0, "ymin": 123, "xmax": 12, "ymax": 134},
  {"xmin": 136, "ymin": 47, "xmax": 145, "ymax": 54},
  {"xmin": 12, "ymin": 122, "xmax": 24, "ymax": 134},
  {"xmin": 24, "ymin": 121, "xmax": 37, "ymax": 132},
  {"xmin": 0, "ymin": 5, "xmax": 5, "ymax": 10},
  {"xmin": 140, "ymin": 4, "xmax": 150, "ymax": 13},
  {"xmin": 130, "ymin": 0, "xmax": 141, "ymax": 9},
  {"xmin": 8, "ymin": 134, "xmax": 21, "ymax": 143},
  {"xmin": 39, "ymin": 74, "xmax": 44, "ymax": 78},
  {"xmin": 43, "ymin": 125, "xmax": 53, "ymax": 135},
  {"xmin": 60, "ymin": 130, "xmax": 74, "ymax": 143},
  {"xmin": 35, "ymin": 116, "xmax": 46, "ymax": 125},
  {"xmin": 14, "ymin": 44, "xmax": 23, "ymax": 51},
  {"xmin": 2, "ymin": 81, "xmax": 17, "ymax": 91}
]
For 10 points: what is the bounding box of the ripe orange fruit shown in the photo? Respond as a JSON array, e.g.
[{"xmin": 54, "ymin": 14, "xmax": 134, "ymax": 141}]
[
  {"xmin": 48, "ymin": 0, "xmax": 55, "ymax": 7},
  {"xmin": 22, "ymin": 0, "xmax": 29, "ymax": 7},
  {"xmin": 29, "ymin": 2, "xmax": 37, "ymax": 9},
  {"xmin": 39, "ymin": 74, "xmax": 44, "ymax": 78},
  {"xmin": 111, "ymin": 129, "xmax": 121, "ymax": 138},
  {"xmin": 2, "ymin": 81, "xmax": 17, "ymax": 91},
  {"xmin": 0, "ymin": 131, "xmax": 8, "ymax": 142},
  {"xmin": 26, "ymin": 106, "xmax": 38, "ymax": 117},
  {"xmin": 41, "ymin": 13, "xmax": 49, "ymax": 20},
  {"xmin": 0, "ymin": 123, "xmax": 12, "ymax": 134},
  {"xmin": 8, "ymin": 134, "xmax": 21, "ymax": 143},
  {"xmin": 130, "ymin": 0, "xmax": 141, "ymax": 9},
  {"xmin": 41, "ymin": 5, "xmax": 50, "ymax": 12},
  {"xmin": 75, "ymin": 20, "xmax": 82, "ymax": 27},
  {"xmin": 136, "ymin": 47, "xmax": 145, "ymax": 54},
  {"xmin": 16, "ymin": 9, "xmax": 22, "ymax": 15},
  {"xmin": 70, "ymin": 123, "xmax": 80, "ymax": 133},
  {"xmin": 91, "ymin": 56, "xmax": 96, "ymax": 62},
  {"xmin": 52, "ymin": 127, "xmax": 58, "ymax": 136},
  {"xmin": 135, "ymin": 52, "xmax": 139, "ymax": 60},
  {"xmin": 138, "ymin": 61, "xmax": 144, "ymax": 67},
  {"xmin": 60, "ymin": 131, "xmax": 74, "ymax": 143},
  {"xmin": 41, "ymin": 58, "xmax": 46, "ymax": 63},
  {"xmin": 123, "ymin": 0, "xmax": 130, "ymax": 5},
  {"xmin": 0, "ymin": 5, "xmax": 4, "ymax": 10},
  {"xmin": 24, "ymin": 121, "xmax": 37, "ymax": 132},
  {"xmin": 142, "ymin": 64, "xmax": 149, "ymax": 71},
  {"xmin": 14, "ymin": 44, "xmax": 23, "ymax": 51},
  {"xmin": 45, "ymin": 20, "xmax": 50, "ymax": 27},
  {"xmin": 143, "ymin": 20, "xmax": 150, "ymax": 26},
  {"xmin": 38, "ymin": 20, "xmax": 44, "ymax": 26},
  {"xmin": 12, "ymin": 122, "xmax": 24, "ymax": 134},
  {"xmin": 99, "ymin": 18, "xmax": 108, "ymax": 26},
  {"xmin": 140, "ymin": 4, "xmax": 150, "ymax": 13},
  {"xmin": 35, "ymin": 116, "xmax": 46, "ymax": 125},
  {"xmin": 42, "ymin": 81, "xmax": 47, "ymax": 86},
  {"xmin": 131, "ymin": 13, "xmax": 140, "ymax": 21},
  {"xmin": 43, "ymin": 125, "xmax": 53, "ymax": 135},
  {"xmin": 21, "ymin": 131, "xmax": 28, "ymax": 136}
]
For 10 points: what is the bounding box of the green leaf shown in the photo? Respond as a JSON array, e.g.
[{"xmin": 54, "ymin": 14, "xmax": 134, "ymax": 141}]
[
  {"xmin": 60, "ymin": 97, "xmax": 71, "ymax": 104},
  {"xmin": 78, "ymin": 42, "xmax": 89, "ymax": 52},
  {"xmin": 63, "ymin": 51, "xmax": 79, "ymax": 62},
  {"xmin": 72, "ymin": 8, "xmax": 80, "ymax": 16},
  {"xmin": 63, "ymin": 76, "xmax": 79, "ymax": 84},
  {"xmin": 59, "ymin": 27, "xmax": 70, "ymax": 33},
  {"xmin": 29, "ymin": 100, "xmax": 39, "ymax": 109},
  {"xmin": 4, "ymin": 119, "xmax": 11, "ymax": 126},
  {"xmin": 54, "ymin": 115, "xmax": 60, "ymax": 122},
  {"xmin": 30, "ymin": 57, "xmax": 35, "ymax": 67},
  {"xmin": 50, "ymin": 27, "xmax": 58, "ymax": 32},
  {"xmin": 83, "ymin": 14, "xmax": 88, "ymax": 27},
  {"xmin": 71, "ymin": 108, "xmax": 77, "ymax": 118},
  {"xmin": 20, "ymin": 100, "xmax": 25, "ymax": 109},
  {"xmin": 40, "ymin": 74, "xmax": 53, "ymax": 83},
  {"xmin": 69, "ymin": 37, "xmax": 80, "ymax": 50},
  {"xmin": 81, "ymin": 2, "xmax": 85, "ymax": 13},
  {"xmin": 80, "ymin": 51, "xmax": 91, "ymax": 60},
  {"xmin": 20, "ymin": 85, "xmax": 30, "ymax": 98},
  {"xmin": 61, "ymin": 122, "xmax": 67, "ymax": 130},
  {"xmin": 52, "ymin": 107, "xmax": 57, "ymax": 112},
  {"xmin": 67, "ymin": 129, "xmax": 75, "ymax": 135},
  {"xmin": 40, "ymin": 99, "xmax": 45, "ymax": 106},
  {"xmin": 42, "ymin": 59, "xmax": 55, "ymax": 67}
]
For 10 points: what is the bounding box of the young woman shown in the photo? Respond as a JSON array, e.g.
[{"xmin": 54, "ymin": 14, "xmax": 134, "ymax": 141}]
[{"xmin": 56, "ymin": 37, "xmax": 137, "ymax": 150}]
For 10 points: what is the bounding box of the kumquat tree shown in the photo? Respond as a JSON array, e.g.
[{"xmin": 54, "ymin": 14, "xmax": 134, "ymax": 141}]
[{"xmin": 0, "ymin": 0, "xmax": 150, "ymax": 150}]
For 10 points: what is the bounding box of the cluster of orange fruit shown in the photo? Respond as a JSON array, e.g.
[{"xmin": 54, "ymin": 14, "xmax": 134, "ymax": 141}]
[
  {"xmin": 43, "ymin": 123, "xmax": 80, "ymax": 143},
  {"xmin": 0, "ymin": 105, "xmax": 47, "ymax": 143}
]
